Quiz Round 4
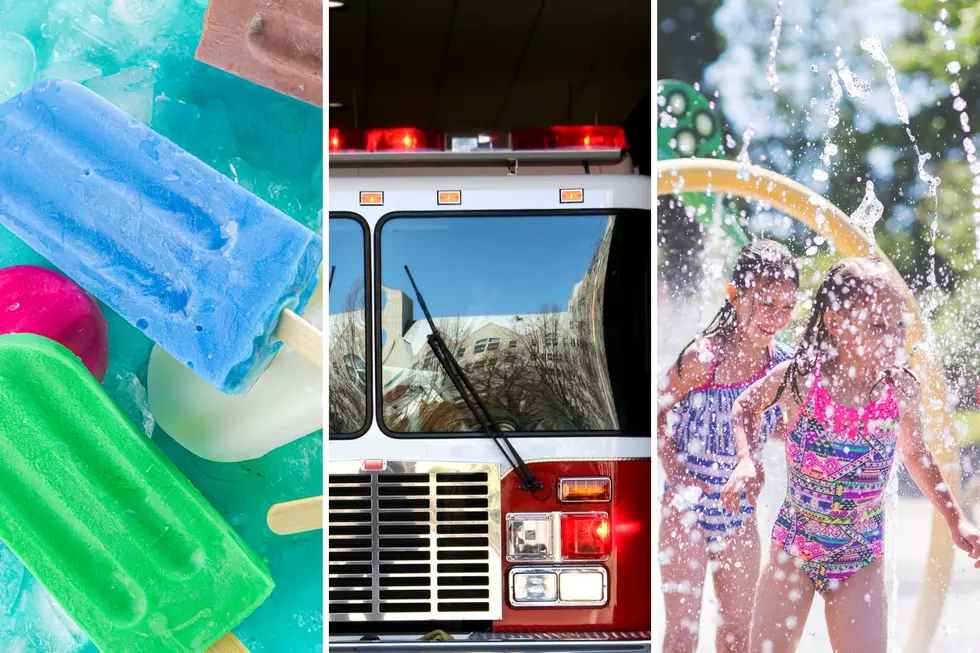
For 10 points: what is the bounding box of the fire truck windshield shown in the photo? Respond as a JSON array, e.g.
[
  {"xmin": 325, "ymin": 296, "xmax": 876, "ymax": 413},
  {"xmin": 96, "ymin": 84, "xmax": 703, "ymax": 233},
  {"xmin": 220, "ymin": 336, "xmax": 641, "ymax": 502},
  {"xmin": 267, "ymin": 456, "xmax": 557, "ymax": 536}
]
[{"xmin": 328, "ymin": 210, "xmax": 650, "ymax": 439}]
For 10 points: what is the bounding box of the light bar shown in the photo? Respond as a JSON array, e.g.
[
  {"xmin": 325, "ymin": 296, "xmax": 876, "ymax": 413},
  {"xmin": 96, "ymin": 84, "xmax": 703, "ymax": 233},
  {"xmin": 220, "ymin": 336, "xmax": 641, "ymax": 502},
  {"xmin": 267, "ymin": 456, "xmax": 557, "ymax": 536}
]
[{"xmin": 328, "ymin": 124, "xmax": 628, "ymax": 165}]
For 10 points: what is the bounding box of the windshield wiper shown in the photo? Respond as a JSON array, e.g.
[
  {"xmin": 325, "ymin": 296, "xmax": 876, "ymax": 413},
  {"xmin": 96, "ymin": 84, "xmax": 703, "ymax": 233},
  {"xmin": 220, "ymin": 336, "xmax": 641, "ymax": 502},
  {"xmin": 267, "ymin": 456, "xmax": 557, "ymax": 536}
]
[{"xmin": 404, "ymin": 265, "xmax": 544, "ymax": 492}]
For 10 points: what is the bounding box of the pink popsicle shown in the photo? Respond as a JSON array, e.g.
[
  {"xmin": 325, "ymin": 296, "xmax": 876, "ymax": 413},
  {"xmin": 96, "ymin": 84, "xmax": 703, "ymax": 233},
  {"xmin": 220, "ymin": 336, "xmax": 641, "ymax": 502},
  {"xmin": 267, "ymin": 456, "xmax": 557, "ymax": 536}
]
[{"xmin": 0, "ymin": 265, "xmax": 109, "ymax": 381}]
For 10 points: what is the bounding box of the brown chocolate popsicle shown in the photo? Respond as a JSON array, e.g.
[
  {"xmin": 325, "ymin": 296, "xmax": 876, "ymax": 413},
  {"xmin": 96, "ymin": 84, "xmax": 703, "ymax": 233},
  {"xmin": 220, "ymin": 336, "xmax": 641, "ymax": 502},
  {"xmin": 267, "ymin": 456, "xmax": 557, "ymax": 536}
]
[{"xmin": 195, "ymin": 0, "xmax": 323, "ymax": 107}]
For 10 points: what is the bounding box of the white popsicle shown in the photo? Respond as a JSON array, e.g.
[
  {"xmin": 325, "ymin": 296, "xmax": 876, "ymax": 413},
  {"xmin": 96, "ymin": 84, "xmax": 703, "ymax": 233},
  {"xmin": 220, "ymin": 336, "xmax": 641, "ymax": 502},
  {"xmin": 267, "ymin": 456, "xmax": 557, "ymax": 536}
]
[{"xmin": 148, "ymin": 278, "xmax": 323, "ymax": 462}]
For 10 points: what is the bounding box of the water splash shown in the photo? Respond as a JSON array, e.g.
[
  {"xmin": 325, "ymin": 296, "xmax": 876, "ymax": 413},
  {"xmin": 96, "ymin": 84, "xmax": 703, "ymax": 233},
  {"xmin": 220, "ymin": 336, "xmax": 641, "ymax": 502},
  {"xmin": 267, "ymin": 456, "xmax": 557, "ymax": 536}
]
[
  {"xmin": 827, "ymin": 70, "xmax": 843, "ymax": 129},
  {"xmin": 849, "ymin": 181, "xmax": 884, "ymax": 253},
  {"xmin": 860, "ymin": 37, "xmax": 909, "ymax": 124},
  {"xmin": 886, "ymin": 457, "xmax": 901, "ymax": 644},
  {"xmin": 966, "ymin": 138, "xmax": 980, "ymax": 263},
  {"xmin": 837, "ymin": 63, "xmax": 872, "ymax": 99},
  {"xmin": 766, "ymin": 0, "xmax": 784, "ymax": 92},
  {"xmin": 736, "ymin": 125, "xmax": 756, "ymax": 181},
  {"xmin": 862, "ymin": 37, "xmax": 942, "ymax": 303}
]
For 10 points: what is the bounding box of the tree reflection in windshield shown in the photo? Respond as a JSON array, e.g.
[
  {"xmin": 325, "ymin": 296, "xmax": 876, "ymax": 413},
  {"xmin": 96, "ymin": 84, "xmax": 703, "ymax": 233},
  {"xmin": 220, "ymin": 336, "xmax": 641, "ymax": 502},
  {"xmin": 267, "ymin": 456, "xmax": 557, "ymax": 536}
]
[{"xmin": 328, "ymin": 217, "xmax": 367, "ymax": 435}]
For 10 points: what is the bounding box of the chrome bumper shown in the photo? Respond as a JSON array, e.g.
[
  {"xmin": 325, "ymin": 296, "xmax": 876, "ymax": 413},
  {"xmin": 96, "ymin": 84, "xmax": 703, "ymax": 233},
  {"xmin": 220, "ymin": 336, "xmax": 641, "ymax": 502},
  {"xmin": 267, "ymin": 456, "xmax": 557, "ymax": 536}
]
[{"xmin": 328, "ymin": 636, "xmax": 651, "ymax": 652}]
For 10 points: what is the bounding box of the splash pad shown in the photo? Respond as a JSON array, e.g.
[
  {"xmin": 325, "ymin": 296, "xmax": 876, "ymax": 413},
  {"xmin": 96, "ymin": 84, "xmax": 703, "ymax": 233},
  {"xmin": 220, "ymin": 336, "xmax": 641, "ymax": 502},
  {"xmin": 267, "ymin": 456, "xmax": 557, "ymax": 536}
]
[{"xmin": 658, "ymin": 157, "xmax": 960, "ymax": 653}]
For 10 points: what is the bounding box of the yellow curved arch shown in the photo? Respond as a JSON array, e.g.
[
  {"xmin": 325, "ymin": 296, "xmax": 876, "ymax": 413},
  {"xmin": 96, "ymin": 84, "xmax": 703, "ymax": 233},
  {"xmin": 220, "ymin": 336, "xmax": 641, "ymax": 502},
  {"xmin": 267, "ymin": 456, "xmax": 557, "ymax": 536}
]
[{"xmin": 657, "ymin": 158, "xmax": 959, "ymax": 653}]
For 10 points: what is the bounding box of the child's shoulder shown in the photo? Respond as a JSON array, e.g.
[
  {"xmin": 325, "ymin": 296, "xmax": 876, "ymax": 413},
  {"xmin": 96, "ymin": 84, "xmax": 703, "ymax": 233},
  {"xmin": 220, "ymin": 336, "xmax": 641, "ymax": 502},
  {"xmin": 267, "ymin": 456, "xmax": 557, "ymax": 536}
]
[
  {"xmin": 888, "ymin": 366, "xmax": 921, "ymax": 398},
  {"xmin": 671, "ymin": 339, "xmax": 716, "ymax": 386}
]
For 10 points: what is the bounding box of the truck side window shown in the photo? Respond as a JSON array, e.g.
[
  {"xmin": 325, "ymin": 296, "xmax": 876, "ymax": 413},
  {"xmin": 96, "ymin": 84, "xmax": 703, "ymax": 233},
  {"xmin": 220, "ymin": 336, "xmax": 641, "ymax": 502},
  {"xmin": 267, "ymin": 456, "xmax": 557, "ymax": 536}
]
[{"xmin": 328, "ymin": 215, "xmax": 369, "ymax": 436}]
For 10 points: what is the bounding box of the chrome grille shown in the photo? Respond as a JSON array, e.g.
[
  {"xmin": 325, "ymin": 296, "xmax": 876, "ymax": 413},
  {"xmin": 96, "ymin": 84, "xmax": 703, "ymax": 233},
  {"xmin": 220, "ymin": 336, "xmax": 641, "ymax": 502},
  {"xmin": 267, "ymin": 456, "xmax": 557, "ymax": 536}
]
[{"xmin": 328, "ymin": 461, "xmax": 502, "ymax": 621}]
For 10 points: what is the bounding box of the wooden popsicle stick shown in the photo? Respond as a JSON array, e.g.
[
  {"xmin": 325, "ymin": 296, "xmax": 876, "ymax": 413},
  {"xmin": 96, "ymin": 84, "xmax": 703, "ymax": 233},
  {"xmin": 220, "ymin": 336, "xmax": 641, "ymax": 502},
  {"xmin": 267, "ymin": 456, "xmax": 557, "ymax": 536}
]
[
  {"xmin": 267, "ymin": 495, "xmax": 323, "ymax": 535},
  {"xmin": 206, "ymin": 632, "xmax": 249, "ymax": 652},
  {"xmin": 275, "ymin": 308, "xmax": 322, "ymax": 369}
]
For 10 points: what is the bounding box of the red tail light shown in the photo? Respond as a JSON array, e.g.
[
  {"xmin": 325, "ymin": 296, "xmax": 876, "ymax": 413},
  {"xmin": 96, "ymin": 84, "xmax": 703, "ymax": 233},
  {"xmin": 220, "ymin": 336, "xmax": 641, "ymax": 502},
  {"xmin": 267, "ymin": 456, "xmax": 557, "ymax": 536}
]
[{"xmin": 560, "ymin": 512, "xmax": 611, "ymax": 560}]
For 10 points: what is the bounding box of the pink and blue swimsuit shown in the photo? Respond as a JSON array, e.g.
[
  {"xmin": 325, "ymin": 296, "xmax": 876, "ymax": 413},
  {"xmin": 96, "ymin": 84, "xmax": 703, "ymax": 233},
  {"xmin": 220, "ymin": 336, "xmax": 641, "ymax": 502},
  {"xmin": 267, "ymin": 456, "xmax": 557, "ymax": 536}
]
[{"xmin": 772, "ymin": 363, "xmax": 900, "ymax": 592}]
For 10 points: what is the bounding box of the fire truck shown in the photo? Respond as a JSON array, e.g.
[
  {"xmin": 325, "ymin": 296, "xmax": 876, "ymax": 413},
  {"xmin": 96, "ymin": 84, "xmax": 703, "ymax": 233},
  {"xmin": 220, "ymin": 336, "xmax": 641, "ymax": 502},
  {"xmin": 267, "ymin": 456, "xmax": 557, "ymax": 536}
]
[{"xmin": 327, "ymin": 125, "xmax": 651, "ymax": 651}]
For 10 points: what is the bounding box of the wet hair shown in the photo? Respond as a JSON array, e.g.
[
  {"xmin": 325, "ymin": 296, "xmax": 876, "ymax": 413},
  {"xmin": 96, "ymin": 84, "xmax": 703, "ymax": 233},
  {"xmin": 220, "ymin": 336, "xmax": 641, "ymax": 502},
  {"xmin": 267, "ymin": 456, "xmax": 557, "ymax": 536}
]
[
  {"xmin": 675, "ymin": 238, "xmax": 799, "ymax": 375},
  {"xmin": 771, "ymin": 256, "xmax": 914, "ymax": 406}
]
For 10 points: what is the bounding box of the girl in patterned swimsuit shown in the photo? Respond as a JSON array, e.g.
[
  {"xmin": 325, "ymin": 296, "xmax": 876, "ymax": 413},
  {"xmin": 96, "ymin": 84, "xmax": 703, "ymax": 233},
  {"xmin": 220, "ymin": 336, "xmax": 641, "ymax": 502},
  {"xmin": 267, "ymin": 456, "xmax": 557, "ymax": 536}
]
[
  {"xmin": 722, "ymin": 257, "xmax": 980, "ymax": 653},
  {"xmin": 659, "ymin": 240, "xmax": 799, "ymax": 652}
]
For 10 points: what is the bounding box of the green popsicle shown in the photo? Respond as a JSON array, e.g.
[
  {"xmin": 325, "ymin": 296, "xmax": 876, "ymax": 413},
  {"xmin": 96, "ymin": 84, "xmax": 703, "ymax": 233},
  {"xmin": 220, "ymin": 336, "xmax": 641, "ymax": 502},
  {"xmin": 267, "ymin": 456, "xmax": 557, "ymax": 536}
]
[{"xmin": 0, "ymin": 333, "xmax": 274, "ymax": 652}]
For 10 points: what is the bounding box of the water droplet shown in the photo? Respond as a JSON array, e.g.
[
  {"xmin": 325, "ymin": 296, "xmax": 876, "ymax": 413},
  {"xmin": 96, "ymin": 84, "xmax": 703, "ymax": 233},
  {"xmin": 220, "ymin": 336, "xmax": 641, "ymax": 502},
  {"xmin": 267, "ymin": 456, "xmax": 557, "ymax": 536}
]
[
  {"xmin": 849, "ymin": 180, "xmax": 885, "ymax": 251},
  {"xmin": 136, "ymin": 319, "xmax": 148, "ymax": 329},
  {"xmin": 766, "ymin": 0, "xmax": 784, "ymax": 92},
  {"xmin": 828, "ymin": 71, "xmax": 843, "ymax": 128},
  {"xmin": 813, "ymin": 169, "xmax": 829, "ymax": 182},
  {"xmin": 861, "ymin": 37, "xmax": 909, "ymax": 123},
  {"xmin": 948, "ymin": 61, "xmax": 962, "ymax": 74},
  {"xmin": 954, "ymin": 97, "xmax": 967, "ymax": 112}
]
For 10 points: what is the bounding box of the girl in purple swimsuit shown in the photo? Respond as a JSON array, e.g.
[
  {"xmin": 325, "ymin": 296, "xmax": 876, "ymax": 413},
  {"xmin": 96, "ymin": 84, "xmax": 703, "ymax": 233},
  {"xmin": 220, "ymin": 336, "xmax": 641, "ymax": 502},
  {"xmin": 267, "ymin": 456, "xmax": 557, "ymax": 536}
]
[
  {"xmin": 659, "ymin": 239, "xmax": 798, "ymax": 652},
  {"xmin": 722, "ymin": 257, "xmax": 980, "ymax": 653}
]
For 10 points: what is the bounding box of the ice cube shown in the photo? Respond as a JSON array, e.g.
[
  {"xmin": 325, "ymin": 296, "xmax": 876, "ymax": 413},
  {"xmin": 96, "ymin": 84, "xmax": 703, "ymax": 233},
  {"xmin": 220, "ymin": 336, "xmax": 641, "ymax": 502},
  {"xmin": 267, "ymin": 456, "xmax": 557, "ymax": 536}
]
[
  {"xmin": 0, "ymin": 544, "xmax": 26, "ymax": 617},
  {"xmin": 0, "ymin": 32, "xmax": 37, "ymax": 102},
  {"xmin": 107, "ymin": 0, "xmax": 178, "ymax": 51},
  {"xmin": 47, "ymin": 0, "xmax": 110, "ymax": 22},
  {"xmin": 107, "ymin": 372, "xmax": 155, "ymax": 438},
  {"xmin": 0, "ymin": 1, "xmax": 51, "ymax": 34},
  {"xmin": 40, "ymin": 61, "xmax": 103, "ymax": 83},
  {"xmin": 84, "ymin": 66, "xmax": 156, "ymax": 124},
  {"xmin": 21, "ymin": 581, "xmax": 88, "ymax": 652}
]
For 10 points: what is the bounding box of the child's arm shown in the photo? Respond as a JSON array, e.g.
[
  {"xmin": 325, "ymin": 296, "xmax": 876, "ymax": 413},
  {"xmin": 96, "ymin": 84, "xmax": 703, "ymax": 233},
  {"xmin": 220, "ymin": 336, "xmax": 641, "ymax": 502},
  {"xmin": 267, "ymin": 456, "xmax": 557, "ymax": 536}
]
[
  {"xmin": 657, "ymin": 346, "xmax": 713, "ymax": 494},
  {"xmin": 896, "ymin": 372, "xmax": 980, "ymax": 568},
  {"xmin": 719, "ymin": 361, "xmax": 795, "ymax": 513}
]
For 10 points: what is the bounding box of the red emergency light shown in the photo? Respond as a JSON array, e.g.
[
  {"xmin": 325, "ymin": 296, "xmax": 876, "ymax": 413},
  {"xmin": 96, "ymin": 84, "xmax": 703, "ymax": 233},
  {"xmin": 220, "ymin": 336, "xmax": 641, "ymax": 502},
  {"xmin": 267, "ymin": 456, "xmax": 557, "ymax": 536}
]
[
  {"xmin": 328, "ymin": 125, "xmax": 627, "ymax": 154},
  {"xmin": 329, "ymin": 128, "xmax": 366, "ymax": 152},
  {"xmin": 512, "ymin": 125, "xmax": 627, "ymax": 151},
  {"xmin": 365, "ymin": 127, "xmax": 442, "ymax": 152}
]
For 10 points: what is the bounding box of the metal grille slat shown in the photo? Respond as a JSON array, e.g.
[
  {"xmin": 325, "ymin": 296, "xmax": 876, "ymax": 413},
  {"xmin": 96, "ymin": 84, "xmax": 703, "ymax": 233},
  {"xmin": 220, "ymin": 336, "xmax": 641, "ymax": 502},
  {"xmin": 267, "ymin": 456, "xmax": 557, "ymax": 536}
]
[{"xmin": 328, "ymin": 461, "xmax": 501, "ymax": 622}]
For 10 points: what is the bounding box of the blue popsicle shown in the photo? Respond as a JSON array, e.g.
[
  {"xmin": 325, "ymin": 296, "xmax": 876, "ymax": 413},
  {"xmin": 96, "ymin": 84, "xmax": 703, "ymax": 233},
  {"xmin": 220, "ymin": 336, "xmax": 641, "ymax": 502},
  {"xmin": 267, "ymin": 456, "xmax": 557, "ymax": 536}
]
[{"xmin": 0, "ymin": 79, "xmax": 321, "ymax": 394}]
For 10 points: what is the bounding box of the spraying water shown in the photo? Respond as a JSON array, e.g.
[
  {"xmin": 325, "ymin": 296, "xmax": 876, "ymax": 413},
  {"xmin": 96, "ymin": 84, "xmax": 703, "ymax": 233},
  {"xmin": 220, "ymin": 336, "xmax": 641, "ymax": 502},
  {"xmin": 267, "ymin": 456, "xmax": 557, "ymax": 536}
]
[
  {"xmin": 827, "ymin": 70, "xmax": 843, "ymax": 129},
  {"xmin": 837, "ymin": 61, "xmax": 872, "ymax": 99},
  {"xmin": 849, "ymin": 181, "xmax": 885, "ymax": 253},
  {"xmin": 860, "ymin": 37, "xmax": 910, "ymax": 124},
  {"xmin": 766, "ymin": 0, "xmax": 784, "ymax": 92},
  {"xmin": 737, "ymin": 125, "xmax": 757, "ymax": 181},
  {"xmin": 861, "ymin": 37, "xmax": 942, "ymax": 308}
]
